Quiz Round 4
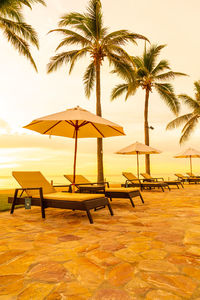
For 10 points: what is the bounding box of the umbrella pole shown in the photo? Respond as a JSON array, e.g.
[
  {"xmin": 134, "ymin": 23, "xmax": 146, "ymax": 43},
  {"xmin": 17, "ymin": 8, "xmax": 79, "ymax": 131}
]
[
  {"xmin": 190, "ymin": 156, "xmax": 192, "ymax": 174},
  {"xmin": 137, "ymin": 152, "xmax": 139, "ymax": 178},
  {"xmin": 72, "ymin": 125, "xmax": 78, "ymax": 190}
]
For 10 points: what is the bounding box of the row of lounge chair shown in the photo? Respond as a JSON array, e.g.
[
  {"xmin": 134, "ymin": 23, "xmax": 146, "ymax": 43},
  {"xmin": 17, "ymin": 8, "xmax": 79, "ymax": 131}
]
[
  {"xmin": 9, "ymin": 171, "xmax": 144, "ymax": 224},
  {"xmin": 9, "ymin": 171, "xmax": 194, "ymax": 223}
]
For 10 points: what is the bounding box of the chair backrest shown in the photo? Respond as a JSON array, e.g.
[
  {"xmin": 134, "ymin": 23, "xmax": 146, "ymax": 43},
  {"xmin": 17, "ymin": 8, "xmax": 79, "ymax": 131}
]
[
  {"xmin": 64, "ymin": 175, "xmax": 91, "ymax": 184},
  {"xmin": 122, "ymin": 172, "xmax": 140, "ymax": 184},
  {"xmin": 12, "ymin": 171, "xmax": 56, "ymax": 197},
  {"xmin": 141, "ymin": 173, "xmax": 152, "ymax": 179},
  {"xmin": 186, "ymin": 172, "xmax": 195, "ymax": 177},
  {"xmin": 174, "ymin": 173, "xmax": 185, "ymax": 179}
]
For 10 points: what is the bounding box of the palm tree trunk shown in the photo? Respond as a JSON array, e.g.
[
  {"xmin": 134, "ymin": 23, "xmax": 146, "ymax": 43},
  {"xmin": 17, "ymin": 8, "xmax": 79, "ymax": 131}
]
[
  {"xmin": 144, "ymin": 88, "xmax": 150, "ymax": 174},
  {"xmin": 96, "ymin": 59, "xmax": 104, "ymax": 182}
]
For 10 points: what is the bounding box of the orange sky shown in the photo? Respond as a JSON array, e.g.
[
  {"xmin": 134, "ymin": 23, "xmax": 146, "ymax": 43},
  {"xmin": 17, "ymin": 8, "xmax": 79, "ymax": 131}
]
[{"xmin": 1, "ymin": 0, "xmax": 200, "ymax": 182}]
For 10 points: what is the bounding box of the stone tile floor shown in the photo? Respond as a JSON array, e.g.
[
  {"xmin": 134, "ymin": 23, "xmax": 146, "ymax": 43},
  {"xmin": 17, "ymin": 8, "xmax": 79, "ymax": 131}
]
[{"xmin": 1, "ymin": 185, "xmax": 200, "ymax": 299}]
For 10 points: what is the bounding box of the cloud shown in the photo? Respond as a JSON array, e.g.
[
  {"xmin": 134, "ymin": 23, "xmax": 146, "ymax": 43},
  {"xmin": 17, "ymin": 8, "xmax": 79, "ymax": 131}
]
[{"xmin": 0, "ymin": 119, "xmax": 11, "ymax": 133}]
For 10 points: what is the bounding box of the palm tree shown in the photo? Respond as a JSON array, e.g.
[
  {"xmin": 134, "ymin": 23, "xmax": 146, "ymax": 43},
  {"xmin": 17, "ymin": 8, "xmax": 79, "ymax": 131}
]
[
  {"xmin": 47, "ymin": 0, "xmax": 148, "ymax": 182},
  {"xmin": 167, "ymin": 81, "xmax": 200, "ymax": 144},
  {"xmin": 0, "ymin": 0, "xmax": 45, "ymax": 71},
  {"xmin": 111, "ymin": 44, "xmax": 186, "ymax": 174}
]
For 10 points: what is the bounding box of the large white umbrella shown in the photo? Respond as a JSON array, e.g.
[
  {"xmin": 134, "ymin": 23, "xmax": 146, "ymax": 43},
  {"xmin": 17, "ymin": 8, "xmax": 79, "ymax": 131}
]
[
  {"xmin": 174, "ymin": 147, "xmax": 200, "ymax": 173},
  {"xmin": 116, "ymin": 141, "xmax": 161, "ymax": 178},
  {"xmin": 24, "ymin": 106, "xmax": 125, "ymax": 186}
]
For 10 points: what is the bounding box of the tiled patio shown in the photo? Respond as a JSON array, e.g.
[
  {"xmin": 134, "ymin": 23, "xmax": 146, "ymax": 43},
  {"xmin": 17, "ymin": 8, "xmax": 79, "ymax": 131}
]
[{"xmin": 1, "ymin": 185, "xmax": 200, "ymax": 299}]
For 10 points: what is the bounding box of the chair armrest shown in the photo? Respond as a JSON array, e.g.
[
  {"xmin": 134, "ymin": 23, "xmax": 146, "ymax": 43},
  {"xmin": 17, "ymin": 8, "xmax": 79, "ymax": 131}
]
[
  {"xmin": 14, "ymin": 187, "xmax": 43, "ymax": 198},
  {"xmin": 53, "ymin": 184, "xmax": 70, "ymax": 187},
  {"xmin": 73, "ymin": 181, "xmax": 110, "ymax": 187}
]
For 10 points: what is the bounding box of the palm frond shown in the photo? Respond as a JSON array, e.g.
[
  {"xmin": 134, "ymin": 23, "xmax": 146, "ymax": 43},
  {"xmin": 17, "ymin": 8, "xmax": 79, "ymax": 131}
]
[
  {"xmin": 83, "ymin": 61, "xmax": 95, "ymax": 98},
  {"xmin": 69, "ymin": 47, "xmax": 89, "ymax": 73},
  {"xmin": 154, "ymin": 82, "xmax": 180, "ymax": 114},
  {"xmin": 110, "ymin": 61, "xmax": 135, "ymax": 82},
  {"xmin": 178, "ymin": 94, "xmax": 200, "ymax": 110},
  {"xmin": 111, "ymin": 83, "xmax": 129, "ymax": 100},
  {"xmin": 166, "ymin": 113, "xmax": 193, "ymax": 130},
  {"xmin": 58, "ymin": 13, "xmax": 85, "ymax": 27},
  {"xmin": 151, "ymin": 59, "xmax": 170, "ymax": 75},
  {"xmin": 0, "ymin": 17, "xmax": 39, "ymax": 48},
  {"xmin": 3, "ymin": 27, "xmax": 37, "ymax": 71},
  {"xmin": 143, "ymin": 44, "xmax": 166, "ymax": 72},
  {"xmin": 194, "ymin": 81, "xmax": 200, "ymax": 96},
  {"xmin": 86, "ymin": 0, "xmax": 103, "ymax": 39},
  {"xmin": 47, "ymin": 50, "xmax": 79, "ymax": 73},
  {"xmin": 155, "ymin": 71, "xmax": 187, "ymax": 81},
  {"xmin": 49, "ymin": 29, "xmax": 90, "ymax": 49},
  {"xmin": 180, "ymin": 116, "xmax": 199, "ymax": 144}
]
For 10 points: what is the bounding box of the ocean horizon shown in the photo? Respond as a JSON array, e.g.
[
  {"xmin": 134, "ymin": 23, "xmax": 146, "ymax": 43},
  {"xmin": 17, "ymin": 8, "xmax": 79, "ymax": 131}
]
[{"xmin": 0, "ymin": 173, "xmax": 182, "ymax": 189}]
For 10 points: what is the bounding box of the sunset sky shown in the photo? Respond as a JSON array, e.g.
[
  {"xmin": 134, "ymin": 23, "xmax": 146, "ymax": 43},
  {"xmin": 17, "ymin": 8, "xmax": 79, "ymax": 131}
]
[{"xmin": 1, "ymin": 0, "xmax": 200, "ymax": 185}]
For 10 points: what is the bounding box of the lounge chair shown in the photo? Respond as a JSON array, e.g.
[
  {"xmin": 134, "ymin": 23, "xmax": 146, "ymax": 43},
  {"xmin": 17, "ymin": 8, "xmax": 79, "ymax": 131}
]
[
  {"xmin": 186, "ymin": 172, "xmax": 200, "ymax": 178},
  {"xmin": 64, "ymin": 175, "xmax": 144, "ymax": 208},
  {"xmin": 8, "ymin": 171, "xmax": 113, "ymax": 224},
  {"xmin": 175, "ymin": 173, "xmax": 200, "ymax": 184},
  {"xmin": 122, "ymin": 172, "xmax": 170, "ymax": 192},
  {"xmin": 140, "ymin": 173, "xmax": 183, "ymax": 189}
]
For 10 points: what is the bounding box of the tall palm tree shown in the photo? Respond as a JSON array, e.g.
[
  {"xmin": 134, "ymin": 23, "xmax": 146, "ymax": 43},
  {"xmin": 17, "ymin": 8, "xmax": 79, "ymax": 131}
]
[
  {"xmin": 167, "ymin": 81, "xmax": 200, "ymax": 144},
  {"xmin": 111, "ymin": 44, "xmax": 186, "ymax": 174},
  {"xmin": 0, "ymin": 0, "xmax": 45, "ymax": 71},
  {"xmin": 47, "ymin": 0, "xmax": 148, "ymax": 182}
]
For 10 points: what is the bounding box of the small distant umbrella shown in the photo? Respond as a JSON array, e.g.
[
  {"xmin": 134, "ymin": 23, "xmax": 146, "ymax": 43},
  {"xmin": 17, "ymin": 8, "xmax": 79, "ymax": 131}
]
[
  {"xmin": 115, "ymin": 141, "xmax": 161, "ymax": 178},
  {"xmin": 174, "ymin": 147, "xmax": 200, "ymax": 173},
  {"xmin": 24, "ymin": 106, "xmax": 125, "ymax": 189}
]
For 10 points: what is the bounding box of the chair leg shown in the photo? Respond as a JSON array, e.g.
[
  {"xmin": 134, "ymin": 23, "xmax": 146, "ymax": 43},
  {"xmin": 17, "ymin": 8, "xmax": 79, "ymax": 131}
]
[
  {"xmin": 177, "ymin": 183, "xmax": 179, "ymax": 189},
  {"xmin": 139, "ymin": 192, "xmax": 144, "ymax": 203},
  {"xmin": 107, "ymin": 201, "xmax": 114, "ymax": 216},
  {"xmin": 129, "ymin": 197, "xmax": 135, "ymax": 208},
  {"xmin": 10, "ymin": 189, "xmax": 18, "ymax": 214},
  {"xmin": 167, "ymin": 185, "xmax": 171, "ymax": 191},
  {"xmin": 39, "ymin": 188, "xmax": 45, "ymax": 219},
  {"xmin": 86, "ymin": 209, "xmax": 93, "ymax": 224},
  {"xmin": 161, "ymin": 186, "xmax": 164, "ymax": 192}
]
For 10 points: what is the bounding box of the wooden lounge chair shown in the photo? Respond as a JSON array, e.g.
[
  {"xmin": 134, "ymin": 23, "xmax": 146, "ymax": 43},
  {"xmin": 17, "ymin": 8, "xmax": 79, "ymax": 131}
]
[
  {"xmin": 8, "ymin": 171, "xmax": 113, "ymax": 224},
  {"xmin": 141, "ymin": 173, "xmax": 183, "ymax": 189},
  {"xmin": 175, "ymin": 173, "xmax": 200, "ymax": 184},
  {"xmin": 122, "ymin": 172, "xmax": 170, "ymax": 192},
  {"xmin": 186, "ymin": 172, "xmax": 200, "ymax": 178},
  {"xmin": 64, "ymin": 175, "xmax": 144, "ymax": 208}
]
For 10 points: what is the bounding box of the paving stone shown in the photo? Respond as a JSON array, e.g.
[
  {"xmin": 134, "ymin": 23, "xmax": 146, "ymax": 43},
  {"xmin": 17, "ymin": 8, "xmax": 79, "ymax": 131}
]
[
  {"xmin": 91, "ymin": 288, "xmax": 132, "ymax": 300},
  {"xmin": 138, "ymin": 259, "xmax": 179, "ymax": 273},
  {"xmin": 141, "ymin": 272, "xmax": 197, "ymax": 298},
  {"xmin": 145, "ymin": 289, "xmax": 182, "ymax": 299},
  {"xmin": 107, "ymin": 263, "xmax": 134, "ymax": 286},
  {"xmin": 28, "ymin": 261, "xmax": 72, "ymax": 282},
  {"xmin": 64, "ymin": 257, "xmax": 105, "ymax": 289},
  {"xmin": 0, "ymin": 254, "xmax": 36, "ymax": 275},
  {"xmin": 17, "ymin": 282, "xmax": 54, "ymax": 300}
]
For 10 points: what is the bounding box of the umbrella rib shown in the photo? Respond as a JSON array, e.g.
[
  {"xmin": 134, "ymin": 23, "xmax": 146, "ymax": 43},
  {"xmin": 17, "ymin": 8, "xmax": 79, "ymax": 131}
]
[
  {"xmin": 25, "ymin": 120, "xmax": 42, "ymax": 127},
  {"xmin": 89, "ymin": 122, "xmax": 105, "ymax": 137},
  {"xmin": 79, "ymin": 121, "xmax": 89, "ymax": 128},
  {"xmin": 107, "ymin": 125, "xmax": 125, "ymax": 135},
  {"xmin": 65, "ymin": 120, "xmax": 75, "ymax": 126},
  {"xmin": 43, "ymin": 121, "xmax": 62, "ymax": 134}
]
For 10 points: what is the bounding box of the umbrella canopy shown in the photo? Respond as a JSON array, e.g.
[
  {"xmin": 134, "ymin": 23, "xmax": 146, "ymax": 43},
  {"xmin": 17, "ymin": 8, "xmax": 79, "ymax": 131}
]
[
  {"xmin": 116, "ymin": 141, "xmax": 161, "ymax": 178},
  {"xmin": 174, "ymin": 147, "xmax": 200, "ymax": 173},
  {"xmin": 24, "ymin": 106, "xmax": 125, "ymax": 186}
]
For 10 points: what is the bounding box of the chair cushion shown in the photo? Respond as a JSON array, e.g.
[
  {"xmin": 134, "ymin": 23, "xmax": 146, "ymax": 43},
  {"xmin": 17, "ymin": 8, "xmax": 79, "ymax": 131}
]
[
  {"xmin": 64, "ymin": 175, "xmax": 90, "ymax": 184},
  {"xmin": 12, "ymin": 171, "xmax": 56, "ymax": 196},
  {"xmin": 105, "ymin": 187, "xmax": 139, "ymax": 193},
  {"xmin": 32, "ymin": 192, "xmax": 105, "ymax": 202}
]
